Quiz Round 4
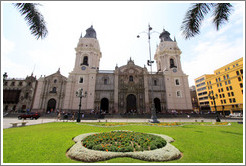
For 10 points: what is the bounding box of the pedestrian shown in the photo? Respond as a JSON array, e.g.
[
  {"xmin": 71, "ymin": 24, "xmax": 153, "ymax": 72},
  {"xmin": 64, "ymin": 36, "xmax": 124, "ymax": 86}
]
[
  {"xmin": 57, "ymin": 112, "xmax": 61, "ymax": 121},
  {"xmin": 71, "ymin": 112, "xmax": 75, "ymax": 121},
  {"xmin": 81, "ymin": 113, "xmax": 84, "ymax": 119}
]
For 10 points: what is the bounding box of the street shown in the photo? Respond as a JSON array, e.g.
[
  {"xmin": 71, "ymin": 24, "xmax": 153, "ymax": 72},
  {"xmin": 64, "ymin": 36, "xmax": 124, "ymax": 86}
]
[{"xmin": 2, "ymin": 117, "xmax": 243, "ymax": 129}]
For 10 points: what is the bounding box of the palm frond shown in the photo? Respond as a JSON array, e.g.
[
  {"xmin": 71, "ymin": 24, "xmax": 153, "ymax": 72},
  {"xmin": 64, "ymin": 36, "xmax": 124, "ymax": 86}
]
[
  {"xmin": 212, "ymin": 3, "xmax": 233, "ymax": 30},
  {"xmin": 13, "ymin": 3, "xmax": 48, "ymax": 39},
  {"xmin": 181, "ymin": 3, "xmax": 212, "ymax": 39}
]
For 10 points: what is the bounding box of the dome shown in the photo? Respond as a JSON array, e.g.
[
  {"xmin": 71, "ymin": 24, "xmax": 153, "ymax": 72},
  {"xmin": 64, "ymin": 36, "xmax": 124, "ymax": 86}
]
[
  {"xmin": 84, "ymin": 25, "xmax": 97, "ymax": 39},
  {"xmin": 159, "ymin": 29, "xmax": 173, "ymax": 42}
]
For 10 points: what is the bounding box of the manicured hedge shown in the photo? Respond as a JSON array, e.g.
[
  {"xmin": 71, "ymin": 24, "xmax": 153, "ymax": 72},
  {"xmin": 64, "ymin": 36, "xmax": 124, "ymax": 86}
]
[{"xmin": 82, "ymin": 131, "xmax": 167, "ymax": 152}]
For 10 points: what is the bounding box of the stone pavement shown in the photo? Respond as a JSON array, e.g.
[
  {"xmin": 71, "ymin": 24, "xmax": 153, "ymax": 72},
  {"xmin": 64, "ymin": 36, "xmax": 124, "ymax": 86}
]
[{"xmin": 2, "ymin": 117, "xmax": 243, "ymax": 129}]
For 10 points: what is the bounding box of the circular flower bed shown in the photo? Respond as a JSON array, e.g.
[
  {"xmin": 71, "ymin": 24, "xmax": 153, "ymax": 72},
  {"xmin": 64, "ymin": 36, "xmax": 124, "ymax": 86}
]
[
  {"xmin": 82, "ymin": 131, "xmax": 166, "ymax": 152},
  {"xmin": 67, "ymin": 131, "xmax": 181, "ymax": 162}
]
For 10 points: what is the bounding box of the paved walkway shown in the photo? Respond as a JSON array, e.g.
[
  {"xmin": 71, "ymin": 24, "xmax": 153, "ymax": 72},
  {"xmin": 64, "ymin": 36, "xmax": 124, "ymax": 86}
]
[{"xmin": 2, "ymin": 117, "xmax": 243, "ymax": 129}]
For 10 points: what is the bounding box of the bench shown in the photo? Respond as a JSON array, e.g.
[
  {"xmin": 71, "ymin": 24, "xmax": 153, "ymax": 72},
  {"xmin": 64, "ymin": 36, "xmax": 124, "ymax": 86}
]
[
  {"xmin": 10, "ymin": 123, "xmax": 18, "ymax": 127},
  {"xmin": 10, "ymin": 122, "xmax": 28, "ymax": 127},
  {"xmin": 20, "ymin": 122, "xmax": 28, "ymax": 126}
]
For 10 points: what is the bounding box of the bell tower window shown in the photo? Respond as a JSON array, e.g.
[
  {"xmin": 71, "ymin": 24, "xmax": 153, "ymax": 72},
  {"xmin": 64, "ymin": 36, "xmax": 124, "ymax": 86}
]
[
  {"xmin": 82, "ymin": 56, "xmax": 88, "ymax": 66},
  {"xmin": 170, "ymin": 58, "xmax": 176, "ymax": 68}
]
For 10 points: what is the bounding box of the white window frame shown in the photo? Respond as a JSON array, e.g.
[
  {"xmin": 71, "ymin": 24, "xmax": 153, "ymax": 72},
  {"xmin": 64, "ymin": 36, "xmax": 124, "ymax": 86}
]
[{"xmin": 176, "ymin": 90, "xmax": 182, "ymax": 98}]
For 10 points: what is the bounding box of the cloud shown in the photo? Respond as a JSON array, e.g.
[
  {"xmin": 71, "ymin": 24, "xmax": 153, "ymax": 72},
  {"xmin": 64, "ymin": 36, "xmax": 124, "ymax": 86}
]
[
  {"xmin": 183, "ymin": 37, "xmax": 243, "ymax": 86},
  {"xmin": 181, "ymin": 2, "xmax": 244, "ymax": 86},
  {"xmin": 27, "ymin": 46, "xmax": 75, "ymax": 78},
  {"xmin": 2, "ymin": 55, "xmax": 31, "ymax": 79},
  {"xmin": 1, "ymin": 36, "xmax": 15, "ymax": 56}
]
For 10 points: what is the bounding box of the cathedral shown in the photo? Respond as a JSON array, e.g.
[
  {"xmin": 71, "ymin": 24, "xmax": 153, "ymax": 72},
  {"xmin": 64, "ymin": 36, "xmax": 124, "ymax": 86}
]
[{"xmin": 30, "ymin": 25, "xmax": 192, "ymax": 114}]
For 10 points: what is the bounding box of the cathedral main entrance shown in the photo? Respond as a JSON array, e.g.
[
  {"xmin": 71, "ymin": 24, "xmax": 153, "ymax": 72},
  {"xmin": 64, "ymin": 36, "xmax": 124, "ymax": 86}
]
[
  {"xmin": 154, "ymin": 98, "xmax": 161, "ymax": 113},
  {"xmin": 46, "ymin": 98, "xmax": 56, "ymax": 113},
  {"xmin": 126, "ymin": 94, "xmax": 137, "ymax": 113},
  {"xmin": 100, "ymin": 98, "xmax": 109, "ymax": 113}
]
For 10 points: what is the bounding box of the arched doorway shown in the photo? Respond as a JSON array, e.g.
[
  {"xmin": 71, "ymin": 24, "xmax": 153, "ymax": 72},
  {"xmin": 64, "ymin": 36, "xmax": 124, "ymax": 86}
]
[
  {"xmin": 100, "ymin": 98, "xmax": 109, "ymax": 113},
  {"xmin": 154, "ymin": 98, "xmax": 161, "ymax": 113},
  {"xmin": 126, "ymin": 94, "xmax": 137, "ymax": 113},
  {"xmin": 46, "ymin": 98, "xmax": 56, "ymax": 113}
]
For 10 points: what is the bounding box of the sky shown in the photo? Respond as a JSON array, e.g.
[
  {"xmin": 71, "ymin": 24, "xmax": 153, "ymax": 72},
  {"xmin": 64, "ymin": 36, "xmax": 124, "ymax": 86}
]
[{"xmin": 1, "ymin": 1, "xmax": 245, "ymax": 86}]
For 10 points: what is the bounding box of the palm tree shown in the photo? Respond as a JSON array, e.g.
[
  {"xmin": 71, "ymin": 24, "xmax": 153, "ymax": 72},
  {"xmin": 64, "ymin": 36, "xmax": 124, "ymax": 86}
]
[
  {"xmin": 13, "ymin": 3, "xmax": 48, "ymax": 40},
  {"xmin": 181, "ymin": 3, "xmax": 233, "ymax": 39}
]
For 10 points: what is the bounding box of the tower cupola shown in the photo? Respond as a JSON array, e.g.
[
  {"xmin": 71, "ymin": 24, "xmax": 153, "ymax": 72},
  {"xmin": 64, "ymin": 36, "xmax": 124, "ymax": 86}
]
[
  {"xmin": 159, "ymin": 29, "xmax": 173, "ymax": 42},
  {"xmin": 84, "ymin": 25, "xmax": 97, "ymax": 39}
]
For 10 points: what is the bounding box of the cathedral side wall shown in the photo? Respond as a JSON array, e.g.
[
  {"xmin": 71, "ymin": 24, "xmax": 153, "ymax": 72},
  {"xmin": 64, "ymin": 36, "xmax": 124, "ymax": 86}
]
[
  {"xmin": 32, "ymin": 79, "xmax": 44, "ymax": 112},
  {"xmin": 95, "ymin": 73, "xmax": 115, "ymax": 113}
]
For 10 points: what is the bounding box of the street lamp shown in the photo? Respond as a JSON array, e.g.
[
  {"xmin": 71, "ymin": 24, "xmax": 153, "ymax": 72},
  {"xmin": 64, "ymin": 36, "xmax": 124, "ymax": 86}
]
[
  {"xmin": 76, "ymin": 88, "xmax": 87, "ymax": 122},
  {"xmin": 3, "ymin": 72, "xmax": 8, "ymax": 80},
  {"xmin": 208, "ymin": 91, "xmax": 220, "ymax": 122},
  {"xmin": 137, "ymin": 24, "xmax": 159, "ymax": 123}
]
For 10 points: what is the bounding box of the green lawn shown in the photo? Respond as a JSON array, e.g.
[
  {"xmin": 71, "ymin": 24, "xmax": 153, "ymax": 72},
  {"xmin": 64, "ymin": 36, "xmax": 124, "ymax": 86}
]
[{"xmin": 3, "ymin": 122, "xmax": 243, "ymax": 163}]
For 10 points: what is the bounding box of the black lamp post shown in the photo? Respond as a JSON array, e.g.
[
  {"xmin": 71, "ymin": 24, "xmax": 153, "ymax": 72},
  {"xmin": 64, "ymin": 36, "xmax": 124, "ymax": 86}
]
[
  {"xmin": 76, "ymin": 88, "xmax": 87, "ymax": 122},
  {"xmin": 208, "ymin": 91, "xmax": 220, "ymax": 122},
  {"xmin": 137, "ymin": 24, "xmax": 159, "ymax": 123}
]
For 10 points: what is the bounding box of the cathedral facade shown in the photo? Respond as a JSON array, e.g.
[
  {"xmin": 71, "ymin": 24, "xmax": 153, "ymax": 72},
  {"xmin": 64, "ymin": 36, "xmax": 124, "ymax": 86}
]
[{"xmin": 32, "ymin": 26, "xmax": 192, "ymax": 114}]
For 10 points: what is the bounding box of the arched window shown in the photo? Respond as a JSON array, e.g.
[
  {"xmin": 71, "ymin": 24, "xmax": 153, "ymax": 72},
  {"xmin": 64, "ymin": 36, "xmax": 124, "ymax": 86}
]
[
  {"xmin": 154, "ymin": 79, "xmax": 157, "ymax": 86},
  {"xmin": 52, "ymin": 87, "xmax": 57, "ymax": 92},
  {"xmin": 82, "ymin": 56, "xmax": 88, "ymax": 66},
  {"xmin": 170, "ymin": 58, "xmax": 176, "ymax": 68},
  {"xmin": 79, "ymin": 77, "xmax": 83, "ymax": 83},
  {"xmin": 50, "ymin": 87, "xmax": 56, "ymax": 93},
  {"xmin": 175, "ymin": 79, "xmax": 180, "ymax": 85},
  {"xmin": 129, "ymin": 76, "xmax": 133, "ymax": 82},
  {"xmin": 104, "ymin": 79, "xmax": 108, "ymax": 85},
  {"xmin": 54, "ymin": 79, "xmax": 57, "ymax": 83}
]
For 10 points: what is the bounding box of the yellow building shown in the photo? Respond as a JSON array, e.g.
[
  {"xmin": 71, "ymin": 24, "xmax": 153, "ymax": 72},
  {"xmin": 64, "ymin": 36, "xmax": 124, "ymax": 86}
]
[
  {"xmin": 195, "ymin": 57, "xmax": 243, "ymax": 115},
  {"xmin": 195, "ymin": 74, "xmax": 214, "ymax": 112}
]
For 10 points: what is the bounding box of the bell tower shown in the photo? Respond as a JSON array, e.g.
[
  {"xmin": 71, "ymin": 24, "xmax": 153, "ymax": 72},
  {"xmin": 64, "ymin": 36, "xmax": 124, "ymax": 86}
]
[
  {"xmin": 154, "ymin": 29, "xmax": 183, "ymax": 74},
  {"xmin": 63, "ymin": 26, "xmax": 102, "ymax": 111},
  {"xmin": 154, "ymin": 29, "xmax": 192, "ymax": 112}
]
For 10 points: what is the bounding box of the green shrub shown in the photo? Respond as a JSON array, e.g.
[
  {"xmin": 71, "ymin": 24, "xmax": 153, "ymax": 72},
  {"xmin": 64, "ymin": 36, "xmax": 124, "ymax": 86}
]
[
  {"xmin": 92, "ymin": 145, "xmax": 104, "ymax": 151},
  {"xmin": 150, "ymin": 143, "xmax": 157, "ymax": 150},
  {"xmin": 108, "ymin": 146, "xmax": 117, "ymax": 152}
]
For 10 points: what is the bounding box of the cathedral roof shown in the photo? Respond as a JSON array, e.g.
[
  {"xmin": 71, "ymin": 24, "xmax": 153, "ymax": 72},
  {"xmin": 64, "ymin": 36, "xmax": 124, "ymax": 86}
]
[
  {"xmin": 83, "ymin": 25, "xmax": 97, "ymax": 39},
  {"xmin": 159, "ymin": 29, "xmax": 173, "ymax": 42}
]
